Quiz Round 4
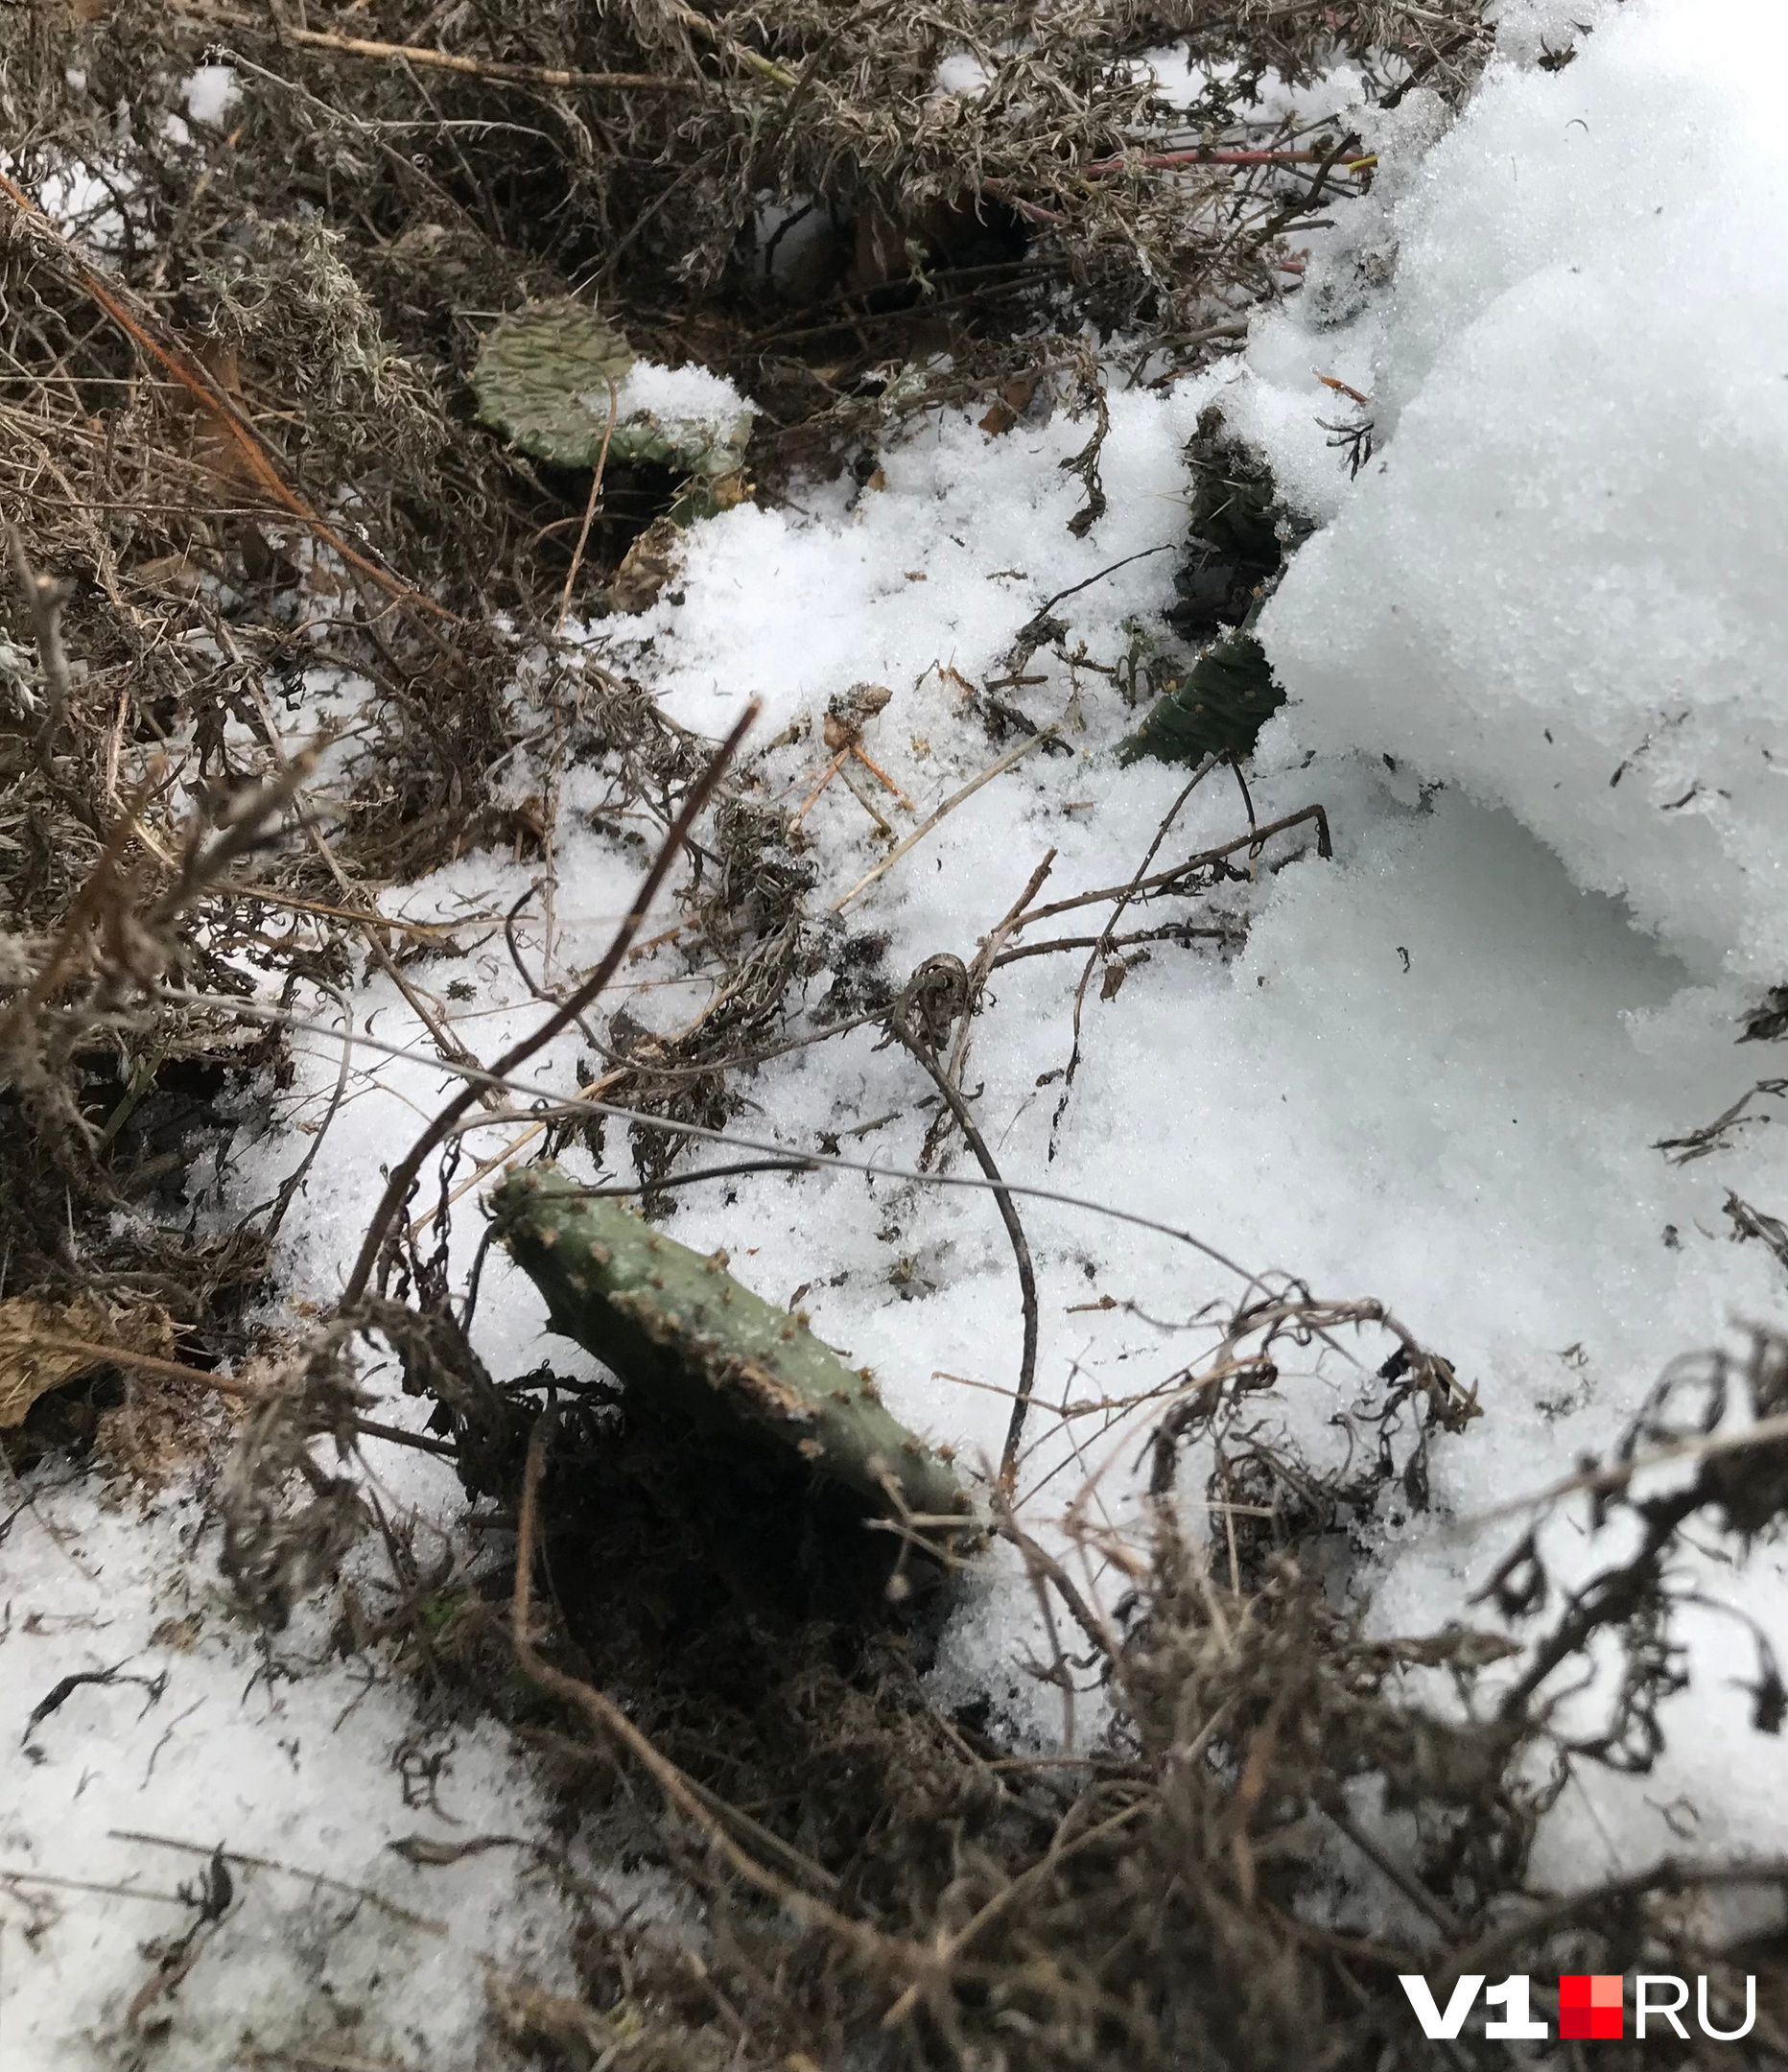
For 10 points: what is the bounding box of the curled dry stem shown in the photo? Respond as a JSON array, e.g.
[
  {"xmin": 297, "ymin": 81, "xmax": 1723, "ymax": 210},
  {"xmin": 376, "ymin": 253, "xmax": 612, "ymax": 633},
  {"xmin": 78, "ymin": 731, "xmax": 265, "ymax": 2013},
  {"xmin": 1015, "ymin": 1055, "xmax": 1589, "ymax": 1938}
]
[{"xmin": 888, "ymin": 962, "xmax": 1039, "ymax": 1491}]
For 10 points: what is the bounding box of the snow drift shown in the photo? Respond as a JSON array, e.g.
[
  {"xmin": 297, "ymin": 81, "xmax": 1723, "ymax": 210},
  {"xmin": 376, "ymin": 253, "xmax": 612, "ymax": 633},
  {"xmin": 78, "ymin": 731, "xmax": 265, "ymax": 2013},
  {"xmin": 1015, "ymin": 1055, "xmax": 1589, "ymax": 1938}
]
[{"xmin": 1258, "ymin": 0, "xmax": 1788, "ymax": 982}]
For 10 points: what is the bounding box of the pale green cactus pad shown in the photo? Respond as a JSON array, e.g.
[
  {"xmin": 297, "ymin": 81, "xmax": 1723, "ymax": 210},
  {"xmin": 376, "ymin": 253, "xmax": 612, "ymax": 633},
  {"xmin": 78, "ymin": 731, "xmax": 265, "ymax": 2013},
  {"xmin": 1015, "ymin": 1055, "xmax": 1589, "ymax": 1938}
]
[
  {"xmin": 470, "ymin": 301, "xmax": 635, "ymax": 468},
  {"xmin": 491, "ymin": 1166, "xmax": 973, "ymax": 1534},
  {"xmin": 606, "ymin": 403, "xmax": 754, "ymax": 484},
  {"xmin": 472, "ymin": 303, "xmax": 755, "ymax": 505}
]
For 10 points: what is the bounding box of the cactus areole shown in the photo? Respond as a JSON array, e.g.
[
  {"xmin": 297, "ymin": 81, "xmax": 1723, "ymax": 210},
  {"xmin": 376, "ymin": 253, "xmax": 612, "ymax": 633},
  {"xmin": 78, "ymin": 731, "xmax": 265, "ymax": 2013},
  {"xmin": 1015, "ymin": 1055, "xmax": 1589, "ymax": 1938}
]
[{"xmin": 491, "ymin": 1167, "xmax": 973, "ymax": 1541}]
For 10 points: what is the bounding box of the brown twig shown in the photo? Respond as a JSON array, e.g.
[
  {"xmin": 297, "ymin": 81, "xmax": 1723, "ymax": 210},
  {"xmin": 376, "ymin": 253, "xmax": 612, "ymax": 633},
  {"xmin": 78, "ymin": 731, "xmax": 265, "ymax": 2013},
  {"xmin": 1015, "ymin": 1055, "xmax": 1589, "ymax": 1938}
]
[
  {"xmin": 890, "ymin": 979, "xmax": 1039, "ymax": 1493},
  {"xmin": 945, "ymin": 850, "xmax": 1056, "ymax": 1091},
  {"xmin": 166, "ymin": 3, "xmax": 686, "ymax": 91},
  {"xmin": 108, "ymin": 1830, "xmax": 447, "ymax": 1935},
  {"xmin": 1319, "ymin": 1800, "xmax": 1464, "ymax": 1940},
  {"xmin": 664, "ymin": 0, "xmax": 802, "ymax": 88},
  {"xmin": 1442, "ymin": 1857, "xmax": 1788, "ymax": 1987},
  {"xmin": 1063, "ymin": 757, "xmax": 1221, "ymax": 1093},
  {"xmin": 23, "ymin": 1335, "xmax": 457, "ymax": 1457},
  {"xmin": 993, "ymin": 1494, "xmax": 1116, "ymax": 1665},
  {"xmin": 555, "ymin": 372, "xmax": 621, "ymax": 631},
  {"xmin": 4, "ymin": 517, "xmax": 75, "ymax": 763},
  {"xmin": 832, "ymin": 728, "xmax": 1055, "ymax": 913},
  {"xmin": 991, "ymin": 920, "xmax": 1238, "ymax": 967},
  {"xmin": 1463, "ymin": 1399, "xmax": 1788, "ymax": 1532},
  {"xmin": 1020, "ymin": 804, "xmax": 1332, "ymax": 931}
]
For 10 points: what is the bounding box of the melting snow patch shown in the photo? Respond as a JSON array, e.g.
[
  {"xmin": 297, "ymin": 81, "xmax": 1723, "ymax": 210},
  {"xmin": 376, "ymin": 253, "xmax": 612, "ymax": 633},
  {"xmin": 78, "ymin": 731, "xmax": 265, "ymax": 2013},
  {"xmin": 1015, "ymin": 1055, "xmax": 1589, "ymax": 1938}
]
[
  {"xmin": 181, "ymin": 66, "xmax": 241, "ymax": 129},
  {"xmin": 0, "ymin": 1481, "xmax": 585, "ymax": 2071}
]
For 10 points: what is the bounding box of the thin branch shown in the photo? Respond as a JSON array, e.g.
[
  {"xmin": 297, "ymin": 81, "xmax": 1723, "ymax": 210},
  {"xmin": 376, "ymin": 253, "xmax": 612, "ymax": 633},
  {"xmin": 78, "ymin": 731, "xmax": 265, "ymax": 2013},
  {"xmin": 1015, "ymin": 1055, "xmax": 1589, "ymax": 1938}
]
[
  {"xmin": 992, "ymin": 921, "xmax": 1238, "ymax": 967},
  {"xmin": 1019, "ymin": 804, "xmax": 1333, "ymax": 930},
  {"xmin": 166, "ymin": 4, "xmax": 687, "ymax": 90},
  {"xmin": 891, "ymin": 990, "xmax": 1040, "ymax": 1492},
  {"xmin": 108, "ymin": 1831, "xmax": 447, "ymax": 1935},
  {"xmin": 993, "ymin": 1495, "xmax": 1117, "ymax": 1664},
  {"xmin": 341, "ymin": 703, "xmax": 757, "ymax": 1303},
  {"xmin": 22, "ymin": 1336, "xmax": 457, "ymax": 1457},
  {"xmin": 147, "ymin": 981, "xmax": 1265, "ymax": 1286},
  {"xmin": 1319, "ymin": 1801, "xmax": 1464, "ymax": 1941},
  {"xmin": 932, "ymin": 851, "xmax": 1056, "ymax": 1158},
  {"xmin": 1443, "ymin": 1856, "xmax": 1788, "ymax": 1985},
  {"xmin": 556, "ymin": 372, "xmax": 621, "ymax": 632},
  {"xmin": 833, "ymin": 729, "xmax": 1056, "ymax": 914},
  {"xmin": 4, "ymin": 517, "xmax": 74, "ymax": 763},
  {"xmin": 1056, "ymin": 760, "xmax": 1222, "ymax": 1117}
]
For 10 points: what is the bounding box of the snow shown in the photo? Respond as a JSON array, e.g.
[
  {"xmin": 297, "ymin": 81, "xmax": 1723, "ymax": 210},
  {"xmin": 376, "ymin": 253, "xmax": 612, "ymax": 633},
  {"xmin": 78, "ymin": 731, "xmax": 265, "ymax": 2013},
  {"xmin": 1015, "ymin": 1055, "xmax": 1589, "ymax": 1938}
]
[
  {"xmin": 611, "ymin": 358, "xmax": 752, "ymax": 439},
  {"xmin": 1254, "ymin": 0, "xmax": 1788, "ymax": 981},
  {"xmin": 181, "ymin": 66, "xmax": 240, "ymax": 129},
  {"xmin": 604, "ymin": 387, "xmax": 1208, "ymax": 732},
  {"xmin": 8, "ymin": 0, "xmax": 1788, "ymax": 2059},
  {"xmin": 0, "ymin": 1476, "xmax": 589, "ymax": 2070},
  {"xmin": 933, "ymin": 51, "xmax": 992, "ymax": 99}
]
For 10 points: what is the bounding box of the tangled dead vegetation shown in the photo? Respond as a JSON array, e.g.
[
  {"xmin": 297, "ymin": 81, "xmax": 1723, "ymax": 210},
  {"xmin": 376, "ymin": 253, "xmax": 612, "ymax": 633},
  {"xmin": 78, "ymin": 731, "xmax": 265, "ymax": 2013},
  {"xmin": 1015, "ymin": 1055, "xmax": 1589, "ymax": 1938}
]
[
  {"xmin": 0, "ymin": 0, "xmax": 1496, "ymax": 1376},
  {"xmin": 441, "ymin": 1307, "xmax": 1788, "ymax": 2072}
]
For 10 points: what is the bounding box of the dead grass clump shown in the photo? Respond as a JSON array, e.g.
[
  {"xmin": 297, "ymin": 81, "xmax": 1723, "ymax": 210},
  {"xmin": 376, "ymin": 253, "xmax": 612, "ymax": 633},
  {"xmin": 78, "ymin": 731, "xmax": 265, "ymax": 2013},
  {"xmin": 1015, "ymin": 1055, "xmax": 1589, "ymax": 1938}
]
[{"xmin": 363, "ymin": 1289, "xmax": 1788, "ymax": 2070}]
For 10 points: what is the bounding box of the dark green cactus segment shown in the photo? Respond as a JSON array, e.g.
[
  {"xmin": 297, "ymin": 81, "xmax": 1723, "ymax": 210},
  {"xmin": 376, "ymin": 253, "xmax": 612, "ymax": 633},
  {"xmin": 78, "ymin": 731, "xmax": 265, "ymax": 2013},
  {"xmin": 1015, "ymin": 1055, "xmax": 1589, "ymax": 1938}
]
[
  {"xmin": 1118, "ymin": 624, "xmax": 1284, "ymax": 767},
  {"xmin": 491, "ymin": 1166, "xmax": 972, "ymax": 1530},
  {"xmin": 1123, "ymin": 406, "xmax": 1313, "ymax": 767},
  {"xmin": 470, "ymin": 301, "xmax": 636, "ymax": 467},
  {"xmin": 1185, "ymin": 418, "xmax": 1286, "ymax": 570}
]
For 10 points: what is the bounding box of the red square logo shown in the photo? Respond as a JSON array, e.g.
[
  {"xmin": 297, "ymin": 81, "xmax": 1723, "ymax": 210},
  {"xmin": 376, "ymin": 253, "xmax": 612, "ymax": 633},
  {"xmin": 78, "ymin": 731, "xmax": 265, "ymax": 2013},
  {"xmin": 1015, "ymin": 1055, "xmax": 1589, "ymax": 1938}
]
[{"xmin": 1559, "ymin": 1975, "xmax": 1624, "ymax": 2040}]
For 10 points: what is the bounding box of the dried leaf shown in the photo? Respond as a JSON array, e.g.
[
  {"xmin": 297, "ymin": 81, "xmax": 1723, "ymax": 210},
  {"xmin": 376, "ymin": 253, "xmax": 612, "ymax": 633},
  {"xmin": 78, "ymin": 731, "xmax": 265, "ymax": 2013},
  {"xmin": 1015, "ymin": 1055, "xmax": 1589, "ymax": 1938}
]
[{"xmin": 0, "ymin": 1296, "xmax": 175, "ymax": 1428}]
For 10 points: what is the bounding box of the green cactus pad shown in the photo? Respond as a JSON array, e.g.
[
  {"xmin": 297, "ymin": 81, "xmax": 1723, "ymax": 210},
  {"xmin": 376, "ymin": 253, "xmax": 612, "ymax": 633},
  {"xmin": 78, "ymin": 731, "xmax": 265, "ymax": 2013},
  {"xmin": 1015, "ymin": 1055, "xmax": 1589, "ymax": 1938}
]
[
  {"xmin": 491, "ymin": 1166, "xmax": 973, "ymax": 1534},
  {"xmin": 470, "ymin": 301, "xmax": 636, "ymax": 467},
  {"xmin": 471, "ymin": 304, "xmax": 755, "ymax": 500},
  {"xmin": 1118, "ymin": 625, "xmax": 1284, "ymax": 767},
  {"xmin": 606, "ymin": 410, "xmax": 753, "ymax": 485}
]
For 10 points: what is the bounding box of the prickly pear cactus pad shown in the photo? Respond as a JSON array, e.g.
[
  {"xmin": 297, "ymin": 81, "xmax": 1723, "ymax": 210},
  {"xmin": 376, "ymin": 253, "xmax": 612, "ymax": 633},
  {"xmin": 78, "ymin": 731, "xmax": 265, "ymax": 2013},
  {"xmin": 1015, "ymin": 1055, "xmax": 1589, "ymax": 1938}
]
[
  {"xmin": 470, "ymin": 301, "xmax": 635, "ymax": 467},
  {"xmin": 471, "ymin": 306, "xmax": 755, "ymax": 508},
  {"xmin": 1118, "ymin": 624, "xmax": 1284, "ymax": 767},
  {"xmin": 602, "ymin": 360, "xmax": 756, "ymax": 486},
  {"xmin": 491, "ymin": 1166, "xmax": 972, "ymax": 1535}
]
